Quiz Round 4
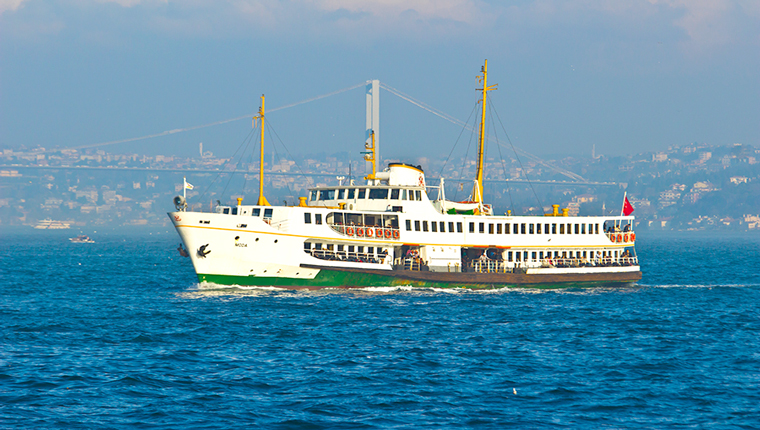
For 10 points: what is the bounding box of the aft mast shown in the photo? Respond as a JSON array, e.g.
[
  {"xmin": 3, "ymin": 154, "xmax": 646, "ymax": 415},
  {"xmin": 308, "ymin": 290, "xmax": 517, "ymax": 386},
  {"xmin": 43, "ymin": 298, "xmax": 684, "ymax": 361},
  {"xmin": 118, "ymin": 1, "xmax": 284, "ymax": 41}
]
[
  {"xmin": 253, "ymin": 94, "xmax": 270, "ymax": 206},
  {"xmin": 472, "ymin": 60, "xmax": 497, "ymax": 208}
]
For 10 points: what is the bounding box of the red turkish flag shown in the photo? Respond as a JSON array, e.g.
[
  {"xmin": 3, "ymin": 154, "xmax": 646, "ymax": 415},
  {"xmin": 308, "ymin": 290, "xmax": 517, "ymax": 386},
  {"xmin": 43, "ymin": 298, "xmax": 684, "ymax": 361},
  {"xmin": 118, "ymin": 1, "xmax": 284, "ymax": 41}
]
[{"xmin": 623, "ymin": 196, "xmax": 634, "ymax": 216}]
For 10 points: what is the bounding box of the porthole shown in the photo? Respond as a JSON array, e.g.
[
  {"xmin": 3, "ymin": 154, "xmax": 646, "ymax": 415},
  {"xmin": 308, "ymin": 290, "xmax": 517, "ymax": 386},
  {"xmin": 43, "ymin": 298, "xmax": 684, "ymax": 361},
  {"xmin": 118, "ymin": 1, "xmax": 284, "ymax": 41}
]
[
  {"xmin": 274, "ymin": 239, "xmax": 278, "ymax": 243},
  {"xmin": 255, "ymin": 238, "xmax": 259, "ymax": 242},
  {"xmin": 235, "ymin": 236, "xmax": 240, "ymax": 240}
]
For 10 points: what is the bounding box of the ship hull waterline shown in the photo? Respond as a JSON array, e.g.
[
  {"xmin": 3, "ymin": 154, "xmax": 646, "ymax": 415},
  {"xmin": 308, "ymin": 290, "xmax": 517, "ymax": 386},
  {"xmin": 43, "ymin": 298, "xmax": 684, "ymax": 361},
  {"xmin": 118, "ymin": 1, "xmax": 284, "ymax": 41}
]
[{"xmin": 196, "ymin": 265, "xmax": 642, "ymax": 290}]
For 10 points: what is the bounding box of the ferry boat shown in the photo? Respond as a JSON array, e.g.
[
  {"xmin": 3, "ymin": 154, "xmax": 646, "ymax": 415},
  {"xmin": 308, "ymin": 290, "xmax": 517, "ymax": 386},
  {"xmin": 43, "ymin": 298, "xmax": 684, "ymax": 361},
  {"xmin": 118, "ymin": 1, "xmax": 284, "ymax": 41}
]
[
  {"xmin": 34, "ymin": 219, "xmax": 71, "ymax": 229},
  {"xmin": 169, "ymin": 62, "xmax": 641, "ymax": 289}
]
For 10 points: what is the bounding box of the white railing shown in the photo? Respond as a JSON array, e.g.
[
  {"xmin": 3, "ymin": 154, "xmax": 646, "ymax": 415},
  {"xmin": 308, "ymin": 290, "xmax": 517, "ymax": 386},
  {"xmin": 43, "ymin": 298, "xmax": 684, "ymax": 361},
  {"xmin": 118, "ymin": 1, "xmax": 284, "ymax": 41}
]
[
  {"xmin": 469, "ymin": 256, "xmax": 639, "ymax": 273},
  {"xmin": 307, "ymin": 249, "xmax": 387, "ymax": 265}
]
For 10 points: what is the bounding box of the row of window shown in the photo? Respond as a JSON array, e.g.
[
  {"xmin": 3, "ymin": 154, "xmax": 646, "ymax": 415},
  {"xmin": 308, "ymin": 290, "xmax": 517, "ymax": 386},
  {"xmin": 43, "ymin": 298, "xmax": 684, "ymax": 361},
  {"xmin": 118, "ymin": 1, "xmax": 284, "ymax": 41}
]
[
  {"xmin": 311, "ymin": 188, "xmax": 424, "ymax": 202},
  {"xmin": 223, "ymin": 207, "xmax": 274, "ymax": 219},
  {"xmin": 471, "ymin": 221, "xmax": 600, "ymax": 235},
  {"xmin": 405, "ymin": 220, "xmax": 464, "ymax": 233},
  {"xmin": 403, "ymin": 219, "xmax": 601, "ymax": 235}
]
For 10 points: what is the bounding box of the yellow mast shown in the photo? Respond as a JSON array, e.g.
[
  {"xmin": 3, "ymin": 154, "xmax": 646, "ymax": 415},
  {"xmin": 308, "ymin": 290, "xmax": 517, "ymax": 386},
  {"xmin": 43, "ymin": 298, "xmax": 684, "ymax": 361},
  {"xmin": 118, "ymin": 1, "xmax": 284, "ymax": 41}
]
[
  {"xmin": 472, "ymin": 59, "xmax": 497, "ymax": 205},
  {"xmin": 363, "ymin": 130, "xmax": 377, "ymax": 181},
  {"xmin": 253, "ymin": 94, "xmax": 270, "ymax": 206}
]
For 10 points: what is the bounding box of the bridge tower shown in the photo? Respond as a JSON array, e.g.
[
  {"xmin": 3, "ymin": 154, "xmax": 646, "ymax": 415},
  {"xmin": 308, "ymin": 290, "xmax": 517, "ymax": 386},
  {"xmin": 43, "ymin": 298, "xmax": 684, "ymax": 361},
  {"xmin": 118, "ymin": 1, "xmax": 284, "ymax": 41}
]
[{"xmin": 366, "ymin": 80, "xmax": 380, "ymax": 172}]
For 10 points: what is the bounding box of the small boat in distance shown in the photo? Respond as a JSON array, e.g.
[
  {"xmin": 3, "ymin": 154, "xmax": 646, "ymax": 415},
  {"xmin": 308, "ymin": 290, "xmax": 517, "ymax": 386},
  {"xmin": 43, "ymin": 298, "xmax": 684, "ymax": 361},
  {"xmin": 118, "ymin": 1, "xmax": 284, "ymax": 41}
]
[{"xmin": 69, "ymin": 235, "xmax": 95, "ymax": 244}]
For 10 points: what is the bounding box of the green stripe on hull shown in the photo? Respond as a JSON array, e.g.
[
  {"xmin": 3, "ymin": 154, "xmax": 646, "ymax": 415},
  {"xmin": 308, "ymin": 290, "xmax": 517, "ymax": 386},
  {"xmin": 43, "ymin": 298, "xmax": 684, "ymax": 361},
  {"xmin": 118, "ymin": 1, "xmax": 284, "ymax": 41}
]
[
  {"xmin": 198, "ymin": 270, "xmax": 457, "ymax": 289},
  {"xmin": 197, "ymin": 269, "xmax": 635, "ymax": 290}
]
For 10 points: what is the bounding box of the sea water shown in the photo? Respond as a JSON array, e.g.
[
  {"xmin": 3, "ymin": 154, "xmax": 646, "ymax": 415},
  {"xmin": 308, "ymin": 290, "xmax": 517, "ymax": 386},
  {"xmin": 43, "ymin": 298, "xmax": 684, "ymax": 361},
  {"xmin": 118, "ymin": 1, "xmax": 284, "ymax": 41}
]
[{"xmin": 1, "ymin": 231, "xmax": 759, "ymax": 428}]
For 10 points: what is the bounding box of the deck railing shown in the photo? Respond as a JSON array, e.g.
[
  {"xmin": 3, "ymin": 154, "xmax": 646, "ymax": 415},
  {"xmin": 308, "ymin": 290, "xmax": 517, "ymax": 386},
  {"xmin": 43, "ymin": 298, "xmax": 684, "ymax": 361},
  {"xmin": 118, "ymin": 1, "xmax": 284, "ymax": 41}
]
[
  {"xmin": 308, "ymin": 249, "xmax": 387, "ymax": 264},
  {"xmin": 469, "ymin": 256, "xmax": 639, "ymax": 273}
]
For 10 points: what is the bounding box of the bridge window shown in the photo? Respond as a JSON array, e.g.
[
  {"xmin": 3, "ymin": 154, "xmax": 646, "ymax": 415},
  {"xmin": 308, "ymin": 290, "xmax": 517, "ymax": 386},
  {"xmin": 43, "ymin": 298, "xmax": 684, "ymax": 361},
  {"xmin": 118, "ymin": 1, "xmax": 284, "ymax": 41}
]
[
  {"xmin": 529, "ymin": 224, "xmax": 534, "ymax": 234},
  {"xmin": 408, "ymin": 191, "xmax": 416, "ymax": 201},
  {"xmin": 505, "ymin": 223, "xmax": 510, "ymax": 234},
  {"xmin": 358, "ymin": 189, "xmax": 366, "ymax": 199},
  {"xmin": 252, "ymin": 208, "xmax": 260, "ymax": 217},
  {"xmin": 544, "ymin": 224, "xmax": 550, "ymax": 234},
  {"xmin": 348, "ymin": 189, "xmax": 355, "ymax": 199},
  {"xmin": 414, "ymin": 220, "xmax": 421, "ymax": 231},
  {"xmin": 532, "ymin": 252, "xmax": 537, "ymax": 260},
  {"xmin": 489, "ymin": 223, "xmax": 494, "ymax": 234},
  {"xmin": 391, "ymin": 189, "xmax": 400, "ymax": 199},
  {"xmin": 559, "ymin": 224, "xmax": 565, "ymax": 234},
  {"xmin": 315, "ymin": 214, "xmax": 322, "ymax": 225},
  {"xmin": 369, "ymin": 189, "xmax": 389, "ymax": 199},
  {"xmin": 304, "ymin": 213, "xmax": 311, "ymax": 224},
  {"xmin": 448, "ymin": 222, "xmax": 455, "ymax": 233},
  {"xmin": 513, "ymin": 223, "xmax": 519, "ymax": 234},
  {"xmin": 595, "ymin": 224, "xmax": 599, "ymax": 234},
  {"xmin": 469, "ymin": 222, "xmax": 475, "ymax": 233},
  {"xmin": 567, "ymin": 223, "xmax": 572, "ymax": 234},
  {"xmin": 304, "ymin": 243, "xmax": 311, "ymax": 251},
  {"xmin": 222, "ymin": 208, "xmax": 230, "ymax": 214},
  {"xmin": 439, "ymin": 222, "xmax": 445, "ymax": 232},
  {"xmin": 575, "ymin": 224, "xmax": 580, "ymax": 234},
  {"xmin": 552, "ymin": 223, "xmax": 557, "ymax": 234},
  {"xmin": 479, "ymin": 223, "xmax": 485, "ymax": 233},
  {"xmin": 423, "ymin": 221, "xmax": 429, "ymax": 232},
  {"xmin": 457, "ymin": 222, "xmax": 463, "ymax": 233},
  {"xmin": 319, "ymin": 190, "xmax": 335, "ymax": 200},
  {"xmin": 405, "ymin": 220, "xmax": 412, "ymax": 231},
  {"xmin": 338, "ymin": 189, "xmax": 345, "ymax": 199},
  {"xmin": 431, "ymin": 222, "xmax": 437, "ymax": 233},
  {"xmin": 581, "ymin": 224, "xmax": 586, "ymax": 234},
  {"xmin": 536, "ymin": 223, "xmax": 541, "ymax": 234},
  {"xmin": 521, "ymin": 223, "xmax": 526, "ymax": 234},
  {"xmin": 231, "ymin": 208, "xmax": 238, "ymax": 215},
  {"xmin": 508, "ymin": 251, "xmax": 513, "ymax": 262},
  {"xmin": 415, "ymin": 190, "xmax": 422, "ymax": 200},
  {"xmin": 497, "ymin": 224, "xmax": 502, "ymax": 234},
  {"xmin": 264, "ymin": 208, "xmax": 273, "ymax": 218},
  {"xmin": 310, "ymin": 190, "xmax": 317, "ymax": 201}
]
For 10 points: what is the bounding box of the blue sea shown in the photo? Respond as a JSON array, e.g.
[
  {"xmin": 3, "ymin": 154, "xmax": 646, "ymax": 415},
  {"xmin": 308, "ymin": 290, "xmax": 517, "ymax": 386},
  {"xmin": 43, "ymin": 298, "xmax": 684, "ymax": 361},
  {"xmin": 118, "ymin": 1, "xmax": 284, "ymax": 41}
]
[{"xmin": 1, "ymin": 230, "xmax": 759, "ymax": 429}]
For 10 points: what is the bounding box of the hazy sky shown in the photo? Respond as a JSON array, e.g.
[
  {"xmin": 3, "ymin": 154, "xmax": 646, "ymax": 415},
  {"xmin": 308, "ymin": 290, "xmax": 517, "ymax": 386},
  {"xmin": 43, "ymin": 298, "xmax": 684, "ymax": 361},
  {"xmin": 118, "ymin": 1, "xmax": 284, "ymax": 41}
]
[{"xmin": 1, "ymin": 0, "xmax": 758, "ymax": 162}]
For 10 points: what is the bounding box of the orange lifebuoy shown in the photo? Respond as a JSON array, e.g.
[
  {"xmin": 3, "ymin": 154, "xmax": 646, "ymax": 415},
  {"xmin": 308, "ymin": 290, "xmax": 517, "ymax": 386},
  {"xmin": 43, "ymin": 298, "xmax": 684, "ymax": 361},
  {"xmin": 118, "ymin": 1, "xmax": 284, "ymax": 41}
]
[
  {"xmin": 631, "ymin": 233, "xmax": 636, "ymax": 242},
  {"xmin": 366, "ymin": 228, "xmax": 374, "ymax": 238},
  {"xmin": 609, "ymin": 234, "xmax": 615, "ymax": 243},
  {"xmin": 624, "ymin": 233, "xmax": 630, "ymax": 243},
  {"xmin": 616, "ymin": 234, "xmax": 623, "ymax": 243},
  {"xmin": 384, "ymin": 229, "xmax": 391, "ymax": 239},
  {"xmin": 356, "ymin": 228, "xmax": 364, "ymax": 237},
  {"xmin": 376, "ymin": 227, "xmax": 383, "ymax": 238},
  {"xmin": 346, "ymin": 227, "xmax": 354, "ymax": 236},
  {"xmin": 392, "ymin": 230, "xmax": 400, "ymax": 239}
]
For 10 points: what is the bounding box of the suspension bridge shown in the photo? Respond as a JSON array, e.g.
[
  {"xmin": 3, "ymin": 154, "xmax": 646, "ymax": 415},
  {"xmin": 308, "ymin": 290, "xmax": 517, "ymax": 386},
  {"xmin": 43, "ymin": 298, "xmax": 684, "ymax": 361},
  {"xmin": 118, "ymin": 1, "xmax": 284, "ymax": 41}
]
[{"xmin": 21, "ymin": 80, "xmax": 617, "ymax": 187}]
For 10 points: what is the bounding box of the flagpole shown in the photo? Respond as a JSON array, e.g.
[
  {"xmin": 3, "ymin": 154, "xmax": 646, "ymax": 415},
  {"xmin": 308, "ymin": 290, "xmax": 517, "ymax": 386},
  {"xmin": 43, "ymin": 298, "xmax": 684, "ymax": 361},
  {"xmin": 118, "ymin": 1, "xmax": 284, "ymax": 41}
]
[{"xmin": 183, "ymin": 176, "xmax": 187, "ymax": 201}]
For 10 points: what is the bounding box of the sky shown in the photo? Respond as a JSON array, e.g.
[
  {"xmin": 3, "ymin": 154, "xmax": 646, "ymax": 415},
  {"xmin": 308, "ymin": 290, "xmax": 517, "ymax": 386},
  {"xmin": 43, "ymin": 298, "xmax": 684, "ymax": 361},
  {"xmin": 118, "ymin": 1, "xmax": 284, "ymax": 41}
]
[{"xmin": 1, "ymin": 0, "xmax": 759, "ymax": 163}]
